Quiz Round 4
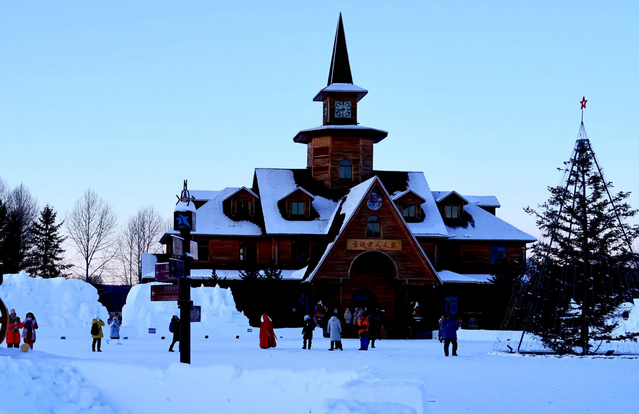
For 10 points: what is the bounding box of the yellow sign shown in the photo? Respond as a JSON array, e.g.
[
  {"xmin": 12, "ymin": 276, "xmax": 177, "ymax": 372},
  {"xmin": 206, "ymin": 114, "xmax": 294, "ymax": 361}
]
[{"xmin": 347, "ymin": 239, "xmax": 402, "ymax": 251}]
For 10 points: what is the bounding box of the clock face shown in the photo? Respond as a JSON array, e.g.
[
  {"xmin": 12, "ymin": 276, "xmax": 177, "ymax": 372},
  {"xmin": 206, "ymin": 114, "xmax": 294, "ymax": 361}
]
[{"xmin": 334, "ymin": 101, "xmax": 352, "ymax": 118}]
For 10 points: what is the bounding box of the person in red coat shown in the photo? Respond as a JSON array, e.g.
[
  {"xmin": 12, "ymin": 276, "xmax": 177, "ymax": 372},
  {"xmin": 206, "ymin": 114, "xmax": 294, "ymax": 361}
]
[
  {"xmin": 6, "ymin": 309, "xmax": 22, "ymax": 348},
  {"xmin": 259, "ymin": 314, "xmax": 277, "ymax": 349},
  {"xmin": 22, "ymin": 312, "xmax": 39, "ymax": 350}
]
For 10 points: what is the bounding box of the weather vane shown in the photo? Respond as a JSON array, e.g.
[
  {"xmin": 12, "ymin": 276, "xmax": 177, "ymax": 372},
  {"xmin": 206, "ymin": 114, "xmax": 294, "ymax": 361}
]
[
  {"xmin": 580, "ymin": 96, "xmax": 587, "ymax": 123},
  {"xmin": 176, "ymin": 180, "xmax": 195, "ymax": 205}
]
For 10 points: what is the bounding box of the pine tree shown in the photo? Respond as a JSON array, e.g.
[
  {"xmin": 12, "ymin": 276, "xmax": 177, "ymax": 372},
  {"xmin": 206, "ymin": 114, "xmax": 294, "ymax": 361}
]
[
  {"xmin": 523, "ymin": 136, "xmax": 639, "ymax": 353},
  {"xmin": 26, "ymin": 205, "xmax": 71, "ymax": 278}
]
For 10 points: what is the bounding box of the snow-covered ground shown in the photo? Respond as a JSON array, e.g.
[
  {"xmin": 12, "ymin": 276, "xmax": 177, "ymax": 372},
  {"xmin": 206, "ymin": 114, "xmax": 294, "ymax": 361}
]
[{"xmin": 1, "ymin": 272, "xmax": 638, "ymax": 414}]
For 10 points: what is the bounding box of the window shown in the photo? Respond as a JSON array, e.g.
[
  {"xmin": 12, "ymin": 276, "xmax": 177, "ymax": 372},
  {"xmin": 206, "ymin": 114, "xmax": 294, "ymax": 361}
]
[
  {"xmin": 445, "ymin": 205, "xmax": 459, "ymax": 219},
  {"xmin": 232, "ymin": 200, "xmax": 251, "ymax": 218},
  {"xmin": 491, "ymin": 246, "xmax": 508, "ymax": 265},
  {"xmin": 366, "ymin": 215, "xmax": 381, "ymax": 238},
  {"xmin": 445, "ymin": 296, "xmax": 458, "ymax": 316},
  {"xmin": 239, "ymin": 241, "xmax": 257, "ymax": 264},
  {"xmin": 291, "ymin": 201, "xmax": 306, "ymax": 217},
  {"xmin": 402, "ymin": 204, "xmax": 419, "ymax": 219},
  {"xmin": 197, "ymin": 243, "xmax": 209, "ymax": 262},
  {"xmin": 339, "ymin": 160, "xmax": 352, "ymax": 179},
  {"xmin": 292, "ymin": 239, "xmax": 310, "ymax": 264}
]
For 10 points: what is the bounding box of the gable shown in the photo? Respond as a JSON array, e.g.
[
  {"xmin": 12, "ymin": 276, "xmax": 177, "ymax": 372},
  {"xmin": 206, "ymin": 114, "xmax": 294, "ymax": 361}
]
[{"xmin": 309, "ymin": 177, "xmax": 440, "ymax": 284}]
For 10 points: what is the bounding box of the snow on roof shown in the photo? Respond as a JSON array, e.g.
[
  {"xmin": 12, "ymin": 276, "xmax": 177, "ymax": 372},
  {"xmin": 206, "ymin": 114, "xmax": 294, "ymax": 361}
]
[
  {"xmin": 190, "ymin": 187, "xmax": 262, "ymax": 236},
  {"xmin": 141, "ymin": 266, "xmax": 308, "ymax": 281},
  {"xmin": 431, "ymin": 190, "xmax": 469, "ymax": 204},
  {"xmin": 223, "ymin": 186, "xmax": 259, "ymax": 201},
  {"xmin": 432, "ymin": 192, "xmax": 500, "ymax": 208},
  {"xmin": 438, "ymin": 270, "xmax": 494, "ymax": 284},
  {"xmin": 337, "ymin": 177, "xmax": 377, "ymax": 234},
  {"xmin": 391, "ymin": 188, "xmax": 426, "ymax": 202},
  {"xmin": 278, "ymin": 187, "xmax": 315, "ymax": 202},
  {"xmin": 255, "ymin": 169, "xmax": 339, "ymax": 235},
  {"xmin": 190, "ymin": 190, "xmax": 220, "ymax": 201},
  {"xmin": 397, "ymin": 173, "xmax": 449, "ymax": 238},
  {"xmin": 312, "ymin": 82, "xmax": 368, "ymax": 101},
  {"xmin": 445, "ymin": 204, "xmax": 536, "ymax": 242}
]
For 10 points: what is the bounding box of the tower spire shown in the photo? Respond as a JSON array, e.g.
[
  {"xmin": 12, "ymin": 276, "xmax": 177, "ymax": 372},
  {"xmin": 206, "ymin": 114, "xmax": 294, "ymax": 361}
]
[{"xmin": 327, "ymin": 13, "xmax": 353, "ymax": 85}]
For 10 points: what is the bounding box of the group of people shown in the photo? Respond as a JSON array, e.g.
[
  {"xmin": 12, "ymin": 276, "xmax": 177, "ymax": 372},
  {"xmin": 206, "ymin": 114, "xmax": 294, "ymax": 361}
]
[
  {"xmin": 6, "ymin": 309, "xmax": 38, "ymax": 350},
  {"xmin": 90, "ymin": 312, "xmax": 122, "ymax": 352},
  {"xmin": 300, "ymin": 308, "xmax": 382, "ymax": 351}
]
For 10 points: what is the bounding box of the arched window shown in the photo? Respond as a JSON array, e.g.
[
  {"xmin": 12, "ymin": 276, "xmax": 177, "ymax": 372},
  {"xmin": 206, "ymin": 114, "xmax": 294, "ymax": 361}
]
[
  {"xmin": 366, "ymin": 215, "xmax": 381, "ymax": 238},
  {"xmin": 339, "ymin": 160, "xmax": 352, "ymax": 179}
]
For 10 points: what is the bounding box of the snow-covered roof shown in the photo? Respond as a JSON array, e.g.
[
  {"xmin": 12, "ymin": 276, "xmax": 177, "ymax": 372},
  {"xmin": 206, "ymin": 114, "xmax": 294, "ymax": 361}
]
[
  {"xmin": 438, "ymin": 270, "xmax": 494, "ymax": 284},
  {"xmin": 278, "ymin": 187, "xmax": 315, "ymax": 202},
  {"xmin": 223, "ymin": 186, "xmax": 259, "ymax": 201},
  {"xmin": 189, "ymin": 187, "xmax": 263, "ymax": 236},
  {"xmin": 393, "ymin": 173, "xmax": 449, "ymax": 238},
  {"xmin": 312, "ymin": 82, "xmax": 368, "ymax": 101},
  {"xmin": 255, "ymin": 169, "xmax": 339, "ymax": 235},
  {"xmin": 391, "ymin": 188, "xmax": 426, "ymax": 203},
  {"xmin": 190, "ymin": 190, "xmax": 219, "ymax": 201},
  {"xmin": 293, "ymin": 125, "xmax": 388, "ymax": 144},
  {"xmin": 432, "ymin": 190, "xmax": 469, "ymax": 204},
  {"xmin": 444, "ymin": 204, "xmax": 536, "ymax": 242}
]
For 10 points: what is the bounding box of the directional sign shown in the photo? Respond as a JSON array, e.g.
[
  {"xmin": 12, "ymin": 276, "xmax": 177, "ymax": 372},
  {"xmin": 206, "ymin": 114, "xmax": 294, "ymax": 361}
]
[
  {"xmin": 174, "ymin": 211, "xmax": 196, "ymax": 231},
  {"xmin": 170, "ymin": 258, "xmax": 185, "ymax": 279},
  {"xmin": 172, "ymin": 235, "xmax": 184, "ymax": 257},
  {"xmin": 190, "ymin": 241, "xmax": 198, "ymax": 261},
  {"xmin": 155, "ymin": 262, "xmax": 172, "ymax": 282},
  {"xmin": 150, "ymin": 284, "xmax": 180, "ymax": 302},
  {"xmin": 190, "ymin": 305, "xmax": 201, "ymax": 323}
]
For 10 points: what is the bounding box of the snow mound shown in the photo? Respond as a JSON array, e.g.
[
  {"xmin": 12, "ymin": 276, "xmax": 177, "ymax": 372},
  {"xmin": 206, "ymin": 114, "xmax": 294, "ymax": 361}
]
[
  {"xmin": 0, "ymin": 356, "xmax": 114, "ymax": 413},
  {"xmin": 122, "ymin": 282, "xmax": 250, "ymax": 337},
  {"xmin": 0, "ymin": 272, "xmax": 108, "ymax": 328}
]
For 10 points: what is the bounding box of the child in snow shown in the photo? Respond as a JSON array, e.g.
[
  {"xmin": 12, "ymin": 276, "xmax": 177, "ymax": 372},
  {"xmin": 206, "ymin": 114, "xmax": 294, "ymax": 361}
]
[
  {"xmin": 91, "ymin": 315, "xmax": 105, "ymax": 352},
  {"xmin": 6, "ymin": 309, "xmax": 21, "ymax": 348},
  {"xmin": 107, "ymin": 312, "xmax": 121, "ymax": 345},
  {"xmin": 327, "ymin": 315, "xmax": 343, "ymax": 351},
  {"xmin": 22, "ymin": 312, "xmax": 39, "ymax": 350},
  {"xmin": 301, "ymin": 315, "xmax": 315, "ymax": 350}
]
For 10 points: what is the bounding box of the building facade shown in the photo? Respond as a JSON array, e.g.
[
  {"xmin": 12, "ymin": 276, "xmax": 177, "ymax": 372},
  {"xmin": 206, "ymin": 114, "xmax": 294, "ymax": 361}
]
[{"xmin": 153, "ymin": 15, "xmax": 536, "ymax": 334}]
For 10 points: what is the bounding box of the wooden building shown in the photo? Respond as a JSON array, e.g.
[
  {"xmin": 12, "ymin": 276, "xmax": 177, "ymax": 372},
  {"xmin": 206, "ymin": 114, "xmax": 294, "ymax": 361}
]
[{"xmin": 151, "ymin": 15, "xmax": 535, "ymax": 334}]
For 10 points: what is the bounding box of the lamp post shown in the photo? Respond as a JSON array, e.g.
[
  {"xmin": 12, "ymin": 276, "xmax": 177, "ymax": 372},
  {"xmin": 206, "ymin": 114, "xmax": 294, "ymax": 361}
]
[{"xmin": 174, "ymin": 181, "xmax": 196, "ymax": 364}]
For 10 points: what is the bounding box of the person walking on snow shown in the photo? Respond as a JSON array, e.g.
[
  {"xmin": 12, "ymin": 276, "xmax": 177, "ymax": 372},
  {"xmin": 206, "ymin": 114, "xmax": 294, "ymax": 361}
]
[
  {"xmin": 344, "ymin": 308, "xmax": 352, "ymax": 326},
  {"xmin": 91, "ymin": 315, "xmax": 105, "ymax": 352},
  {"xmin": 357, "ymin": 312, "xmax": 370, "ymax": 350},
  {"xmin": 22, "ymin": 312, "xmax": 39, "ymax": 350},
  {"xmin": 169, "ymin": 314, "xmax": 180, "ymax": 352},
  {"xmin": 327, "ymin": 315, "xmax": 343, "ymax": 351},
  {"xmin": 301, "ymin": 315, "xmax": 315, "ymax": 350},
  {"xmin": 107, "ymin": 311, "xmax": 121, "ymax": 344},
  {"xmin": 440, "ymin": 314, "xmax": 459, "ymax": 356},
  {"xmin": 259, "ymin": 314, "xmax": 277, "ymax": 349},
  {"xmin": 6, "ymin": 309, "xmax": 22, "ymax": 348}
]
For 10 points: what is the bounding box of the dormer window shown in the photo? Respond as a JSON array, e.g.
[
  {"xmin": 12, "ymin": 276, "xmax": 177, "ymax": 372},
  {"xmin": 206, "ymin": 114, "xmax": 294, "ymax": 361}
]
[
  {"xmin": 402, "ymin": 204, "xmax": 421, "ymax": 220},
  {"xmin": 445, "ymin": 205, "xmax": 460, "ymax": 219},
  {"xmin": 291, "ymin": 201, "xmax": 306, "ymax": 217},
  {"xmin": 233, "ymin": 200, "xmax": 250, "ymax": 217},
  {"xmin": 339, "ymin": 160, "xmax": 352, "ymax": 179},
  {"xmin": 366, "ymin": 215, "xmax": 381, "ymax": 238}
]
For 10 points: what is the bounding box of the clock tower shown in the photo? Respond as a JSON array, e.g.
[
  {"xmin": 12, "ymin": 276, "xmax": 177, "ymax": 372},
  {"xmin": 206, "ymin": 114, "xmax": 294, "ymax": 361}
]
[{"xmin": 293, "ymin": 14, "xmax": 388, "ymax": 191}]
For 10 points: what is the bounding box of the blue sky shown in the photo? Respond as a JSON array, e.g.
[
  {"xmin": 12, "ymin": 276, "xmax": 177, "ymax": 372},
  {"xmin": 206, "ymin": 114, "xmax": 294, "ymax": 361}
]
[{"xmin": 1, "ymin": 0, "xmax": 638, "ymax": 241}]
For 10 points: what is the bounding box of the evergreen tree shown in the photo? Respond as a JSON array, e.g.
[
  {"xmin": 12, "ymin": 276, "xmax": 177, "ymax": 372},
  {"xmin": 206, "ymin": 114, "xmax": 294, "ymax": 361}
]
[
  {"xmin": 26, "ymin": 205, "xmax": 71, "ymax": 278},
  {"xmin": 523, "ymin": 136, "xmax": 639, "ymax": 353}
]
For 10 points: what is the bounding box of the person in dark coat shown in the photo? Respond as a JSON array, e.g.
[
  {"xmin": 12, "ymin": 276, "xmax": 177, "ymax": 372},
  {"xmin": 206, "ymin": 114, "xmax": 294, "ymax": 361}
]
[
  {"xmin": 327, "ymin": 315, "xmax": 343, "ymax": 351},
  {"xmin": 168, "ymin": 314, "xmax": 180, "ymax": 352},
  {"xmin": 259, "ymin": 314, "xmax": 277, "ymax": 349},
  {"xmin": 440, "ymin": 314, "xmax": 459, "ymax": 356},
  {"xmin": 6, "ymin": 309, "xmax": 21, "ymax": 348},
  {"xmin": 301, "ymin": 315, "xmax": 315, "ymax": 350},
  {"xmin": 91, "ymin": 315, "xmax": 105, "ymax": 352},
  {"xmin": 368, "ymin": 310, "xmax": 380, "ymax": 348}
]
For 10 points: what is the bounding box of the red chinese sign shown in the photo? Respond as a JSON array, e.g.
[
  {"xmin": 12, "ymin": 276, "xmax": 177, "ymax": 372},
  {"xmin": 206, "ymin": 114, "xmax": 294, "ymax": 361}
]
[
  {"xmin": 346, "ymin": 239, "xmax": 402, "ymax": 251},
  {"xmin": 150, "ymin": 284, "xmax": 180, "ymax": 302}
]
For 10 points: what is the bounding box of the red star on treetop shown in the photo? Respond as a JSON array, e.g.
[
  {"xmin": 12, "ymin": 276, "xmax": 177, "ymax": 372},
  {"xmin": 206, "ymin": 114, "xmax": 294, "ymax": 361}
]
[{"xmin": 580, "ymin": 96, "xmax": 587, "ymax": 110}]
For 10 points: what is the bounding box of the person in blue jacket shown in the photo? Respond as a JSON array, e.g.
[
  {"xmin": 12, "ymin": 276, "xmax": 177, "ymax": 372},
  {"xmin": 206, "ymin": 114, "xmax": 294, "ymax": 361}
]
[
  {"xmin": 440, "ymin": 314, "xmax": 459, "ymax": 356},
  {"xmin": 107, "ymin": 312, "xmax": 121, "ymax": 345}
]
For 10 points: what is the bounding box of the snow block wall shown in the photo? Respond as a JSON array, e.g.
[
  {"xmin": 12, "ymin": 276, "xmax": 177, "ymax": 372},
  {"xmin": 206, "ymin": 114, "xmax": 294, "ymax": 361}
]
[
  {"xmin": 121, "ymin": 282, "xmax": 250, "ymax": 338},
  {"xmin": 0, "ymin": 272, "xmax": 108, "ymax": 329}
]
